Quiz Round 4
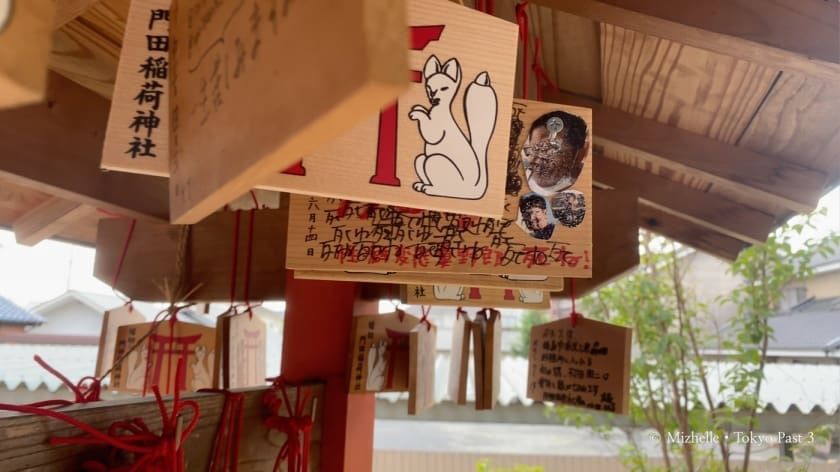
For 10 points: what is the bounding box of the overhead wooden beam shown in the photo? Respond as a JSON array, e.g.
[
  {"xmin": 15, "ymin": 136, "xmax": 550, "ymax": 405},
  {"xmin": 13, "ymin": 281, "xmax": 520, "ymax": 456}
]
[
  {"xmin": 12, "ymin": 197, "xmax": 95, "ymax": 246},
  {"xmin": 49, "ymin": 0, "xmax": 126, "ymax": 99},
  {"xmin": 639, "ymin": 204, "xmax": 748, "ymax": 261},
  {"xmin": 555, "ymin": 188, "xmax": 639, "ymax": 298},
  {"xmin": 0, "ymin": 72, "xmax": 168, "ymax": 221},
  {"xmin": 594, "ymin": 155, "xmax": 774, "ymax": 245},
  {"xmin": 531, "ymin": 0, "xmax": 840, "ymax": 83},
  {"xmin": 546, "ymin": 90, "xmax": 827, "ymax": 214},
  {"xmin": 53, "ymin": 0, "xmax": 102, "ymax": 29}
]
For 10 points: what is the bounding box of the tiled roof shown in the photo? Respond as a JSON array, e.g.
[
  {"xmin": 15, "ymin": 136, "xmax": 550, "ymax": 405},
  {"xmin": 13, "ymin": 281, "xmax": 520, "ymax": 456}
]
[
  {"xmin": 0, "ymin": 296, "xmax": 45, "ymax": 326},
  {"xmin": 0, "ymin": 344, "xmax": 99, "ymax": 392}
]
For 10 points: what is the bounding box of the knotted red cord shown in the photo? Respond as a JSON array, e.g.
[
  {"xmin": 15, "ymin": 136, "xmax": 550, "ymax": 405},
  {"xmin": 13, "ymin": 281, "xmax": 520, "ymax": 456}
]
[
  {"xmin": 569, "ymin": 279, "xmax": 582, "ymax": 328},
  {"xmin": 0, "ymin": 359, "xmax": 199, "ymax": 472},
  {"xmin": 25, "ymin": 355, "xmax": 102, "ymax": 408},
  {"xmin": 515, "ymin": 2, "xmax": 530, "ymax": 99},
  {"xmin": 199, "ymin": 389, "xmax": 245, "ymax": 472},
  {"xmin": 419, "ymin": 305, "xmax": 432, "ymax": 331},
  {"xmin": 264, "ymin": 377, "xmax": 314, "ymax": 472},
  {"xmin": 531, "ymin": 37, "xmax": 559, "ymax": 101}
]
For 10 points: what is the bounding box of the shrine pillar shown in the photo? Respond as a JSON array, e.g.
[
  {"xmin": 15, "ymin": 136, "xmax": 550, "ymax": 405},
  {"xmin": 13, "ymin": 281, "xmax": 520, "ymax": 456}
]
[{"xmin": 282, "ymin": 272, "xmax": 377, "ymax": 472}]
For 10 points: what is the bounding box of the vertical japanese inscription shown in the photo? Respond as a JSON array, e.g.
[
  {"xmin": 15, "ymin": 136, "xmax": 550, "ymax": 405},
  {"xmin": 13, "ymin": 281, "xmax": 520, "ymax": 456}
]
[{"xmin": 527, "ymin": 318, "xmax": 631, "ymax": 415}]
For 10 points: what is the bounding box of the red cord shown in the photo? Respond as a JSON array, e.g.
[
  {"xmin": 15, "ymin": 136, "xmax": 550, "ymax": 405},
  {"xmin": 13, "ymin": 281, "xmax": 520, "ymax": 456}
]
[
  {"xmin": 229, "ymin": 210, "xmax": 242, "ymax": 306},
  {"xmin": 0, "ymin": 360, "xmax": 199, "ymax": 472},
  {"xmin": 199, "ymin": 389, "xmax": 245, "ymax": 472},
  {"xmin": 420, "ymin": 305, "xmax": 432, "ymax": 331},
  {"xmin": 264, "ymin": 377, "xmax": 314, "ymax": 472},
  {"xmin": 25, "ymin": 356, "xmax": 101, "ymax": 408},
  {"xmin": 242, "ymin": 209, "xmax": 256, "ymax": 314},
  {"xmin": 476, "ymin": 0, "xmax": 495, "ymax": 14},
  {"xmin": 515, "ymin": 2, "xmax": 530, "ymax": 99},
  {"xmin": 532, "ymin": 37, "xmax": 559, "ymax": 101},
  {"xmin": 111, "ymin": 219, "xmax": 137, "ymax": 290},
  {"xmin": 569, "ymin": 279, "xmax": 582, "ymax": 328}
]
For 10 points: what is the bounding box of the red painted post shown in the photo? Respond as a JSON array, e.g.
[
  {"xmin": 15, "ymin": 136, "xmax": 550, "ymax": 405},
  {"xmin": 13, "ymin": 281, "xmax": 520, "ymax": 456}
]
[{"xmin": 282, "ymin": 271, "xmax": 377, "ymax": 472}]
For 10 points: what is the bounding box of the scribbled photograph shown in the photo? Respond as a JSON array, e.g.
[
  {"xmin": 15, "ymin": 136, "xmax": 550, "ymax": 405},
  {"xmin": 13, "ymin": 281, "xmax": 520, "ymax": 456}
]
[
  {"xmin": 517, "ymin": 192, "xmax": 556, "ymax": 240},
  {"xmin": 551, "ymin": 190, "xmax": 586, "ymax": 228},
  {"xmin": 521, "ymin": 110, "xmax": 589, "ymax": 197}
]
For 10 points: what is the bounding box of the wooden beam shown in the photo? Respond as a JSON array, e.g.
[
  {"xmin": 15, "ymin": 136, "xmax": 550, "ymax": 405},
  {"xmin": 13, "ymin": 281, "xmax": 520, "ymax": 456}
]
[
  {"xmin": 593, "ymin": 155, "xmax": 774, "ymax": 245},
  {"xmin": 53, "ymin": 0, "xmax": 102, "ymax": 29},
  {"xmin": 0, "ymin": 72, "xmax": 169, "ymax": 221},
  {"xmin": 546, "ymin": 90, "xmax": 827, "ymax": 214},
  {"xmin": 639, "ymin": 204, "xmax": 748, "ymax": 261},
  {"xmin": 531, "ymin": 0, "xmax": 840, "ymax": 83},
  {"xmin": 0, "ymin": 384, "xmax": 324, "ymax": 471},
  {"xmin": 12, "ymin": 197, "xmax": 95, "ymax": 246},
  {"xmin": 49, "ymin": 0, "xmax": 127, "ymax": 99}
]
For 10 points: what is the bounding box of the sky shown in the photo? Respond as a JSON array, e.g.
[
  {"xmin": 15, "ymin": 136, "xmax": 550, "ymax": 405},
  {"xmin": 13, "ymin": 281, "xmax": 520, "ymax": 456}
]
[{"xmin": 0, "ymin": 187, "xmax": 838, "ymax": 309}]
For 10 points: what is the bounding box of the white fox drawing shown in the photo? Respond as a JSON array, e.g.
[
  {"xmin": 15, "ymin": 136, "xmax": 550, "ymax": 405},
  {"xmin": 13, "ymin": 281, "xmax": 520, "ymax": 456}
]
[
  {"xmin": 408, "ymin": 55, "xmax": 498, "ymax": 199},
  {"xmin": 434, "ymin": 284, "xmax": 465, "ymax": 301}
]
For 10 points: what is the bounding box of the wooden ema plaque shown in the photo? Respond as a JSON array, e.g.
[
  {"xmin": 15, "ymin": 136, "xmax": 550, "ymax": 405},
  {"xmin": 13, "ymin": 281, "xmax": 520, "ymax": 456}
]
[
  {"xmin": 472, "ymin": 308, "xmax": 501, "ymax": 410},
  {"xmin": 110, "ymin": 320, "xmax": 216, "ymax": 394},
  {"xmin": 260, "ymin": 0, "xmax": 518, "ymax": 218},
  {"xmin": 527, "ymin": 317, "xmax": 631, "ymax": 415},
  {"xmin": 349, "ymin": 311, "xmax": 420, "ymax": 393},
  {"xmin": 447, "ymin": 310, "xmax": 470, "ymax": 405},
  {"xmin": 285, "ymin": 100, "xmax": 592, "ymax": 278},
  {"xmin": 95, "ymin": 304, "xmax": 147, "ymax": 378},
  {"xmin": 0, "ymin": 0, "xmax": 53, "ymax": 109},
  {"xmin": 101, "ymin": 0, "xmax": 170, "ymax": 176},
  {"xmin": 214, "ymin": 309, "xmax": 267, "ymax": 389},
  {"xmin": 408, "ymin": 321, "xmax": 437, "ymax": 415},
  {"xmin": 169, "ymin": 0, "xmax": 409, "ymax": 223},
  {"xmin": 295, "ymin": 269, "xmax": 565, "ymax": 291},
  {"xmin": 403, "ymin": 284, "xmax": 549, "ymax": 309},
  {"xmin": 94, "ymin": 207, "xmax": 288, "ymax": 302}
]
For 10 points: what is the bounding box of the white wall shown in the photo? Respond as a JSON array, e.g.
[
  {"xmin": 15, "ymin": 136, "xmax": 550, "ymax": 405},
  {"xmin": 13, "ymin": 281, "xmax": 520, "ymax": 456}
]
[{"xmin": 28, "ymin": 300, "xmax": 102, "ymax": 336}]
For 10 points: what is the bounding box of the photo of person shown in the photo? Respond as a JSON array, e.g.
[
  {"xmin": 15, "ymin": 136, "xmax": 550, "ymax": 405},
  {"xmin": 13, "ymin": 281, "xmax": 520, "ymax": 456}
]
[
  {"xmin": 521, "ymin": 111, "xmax": 589, "ymax": 197},
  {"xmin": 551, "ymin": 190, "xmax": 586, "ymax": 228},
  {"xmin": 517, "ymin": 193, "xmax": 556, "ymax": 240}
]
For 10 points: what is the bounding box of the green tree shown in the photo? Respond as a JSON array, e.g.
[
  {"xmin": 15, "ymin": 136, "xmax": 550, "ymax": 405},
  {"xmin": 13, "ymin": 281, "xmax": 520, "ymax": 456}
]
[
  {"xmin": 512, "ymin": 309, "xmax": 551, "ymax": 358},
  {"xmin": 550, "ymin": 212, "xmax": 839, "ymax": 471}
]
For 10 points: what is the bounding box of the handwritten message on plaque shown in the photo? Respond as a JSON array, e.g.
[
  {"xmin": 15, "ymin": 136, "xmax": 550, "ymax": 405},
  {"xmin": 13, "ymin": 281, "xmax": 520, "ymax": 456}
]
[
  {"xmin": 527, "ymin": 318, "xmax": 631, "ymax": 415},
  {"xmin": 260, "ymin": 0, "xmax": 518, "ymax": 218},
  {"xmin": 295, "ymin": 269, "xmax": 564, "ymax": 291},
  {"xmin": 169, "ymin": 0, "xmax": 408, "ymax": 223},
  {"xmin": 286, "ymin": 99, "xmax": 591, "ymax": 277}
]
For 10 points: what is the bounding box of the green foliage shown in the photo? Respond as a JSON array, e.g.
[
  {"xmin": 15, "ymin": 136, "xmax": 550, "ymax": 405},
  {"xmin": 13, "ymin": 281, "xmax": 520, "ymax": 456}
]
[
  {"xmin": 475, "ymin": 459, "xmax": 544, "ymax": 472},
  {"xmin": 548, "ymin": 212, "xmax": 840, "ymax": 472},
  {"xmin": 511, "ymin": 310, "xmax": 551, "ymax": 358}
]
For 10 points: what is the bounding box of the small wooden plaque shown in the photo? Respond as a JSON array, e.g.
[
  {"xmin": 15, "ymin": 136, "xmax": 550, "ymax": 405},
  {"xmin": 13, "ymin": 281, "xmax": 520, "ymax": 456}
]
[
  {"xmin": 169, "ymin": 0, "xmax": 409, "ymax": 223},
  {"xmin": 260, "ymin": 0, "xmax": 518, "ymax": 218},
  {"xmin": 404, "ymin": 284, "xmax": 550, "ymax": 309},
  {"xmin": 95, "ymin": 304, "xmax": 147, "ymax": 379},
  {"xmin": 527, "ymin": 317, "xmax": 632, "ymax": 415},
  {"xmin": 408, "ymin": 321, "xmax": 437, "ymax": 415},
  {"xmin": 472, "ymin": 309, "xmax": 501, "ymax": 410},
  {"xmin": 111, "ymin": 320, "xmax": 216, "ymax": 394},
  {"xmin": 101, "ymin": 0, "xmax": 171, "ymax": 176},
  {"xmin": 214, "ymin": 309, "xmax": 267, "ymax": 389},
  {"xmin": 447, "ymin": 310, "xmax": 471, "ymax": 405},
  {"xmin": 294, "ymin": 269, "xmax": 565, "ymax": 291},
  {"xmin": 348, "ymin": 311, "xmax": 420, "ymax": 393}
]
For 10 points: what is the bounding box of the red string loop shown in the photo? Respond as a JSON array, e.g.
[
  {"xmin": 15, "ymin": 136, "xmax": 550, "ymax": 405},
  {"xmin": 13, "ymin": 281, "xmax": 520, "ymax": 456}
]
[
  {"xmin": 228, "ymin": 210, "xmax": 242, "ymax": 307},
  {"xmin": 0, "ymin": 360, "xmax": 199, "ymax": 472},
  {"xmin": 25, "ymin": 355, "xmax": 102, "ymax": 408},
  {"xmin": 475, "ymin": 0, "xmax": 495, "ymax": 15},
  {"xmin": 515, "ymin": 2, "xmax": 530, "ymax": 99},
  {"xmin": 264, "ymin": 377, "xmax": 314, "ymax": 472},
  {"xmin": 419, "ymin": 305, "xmax": 432, "ymax": 331}
]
